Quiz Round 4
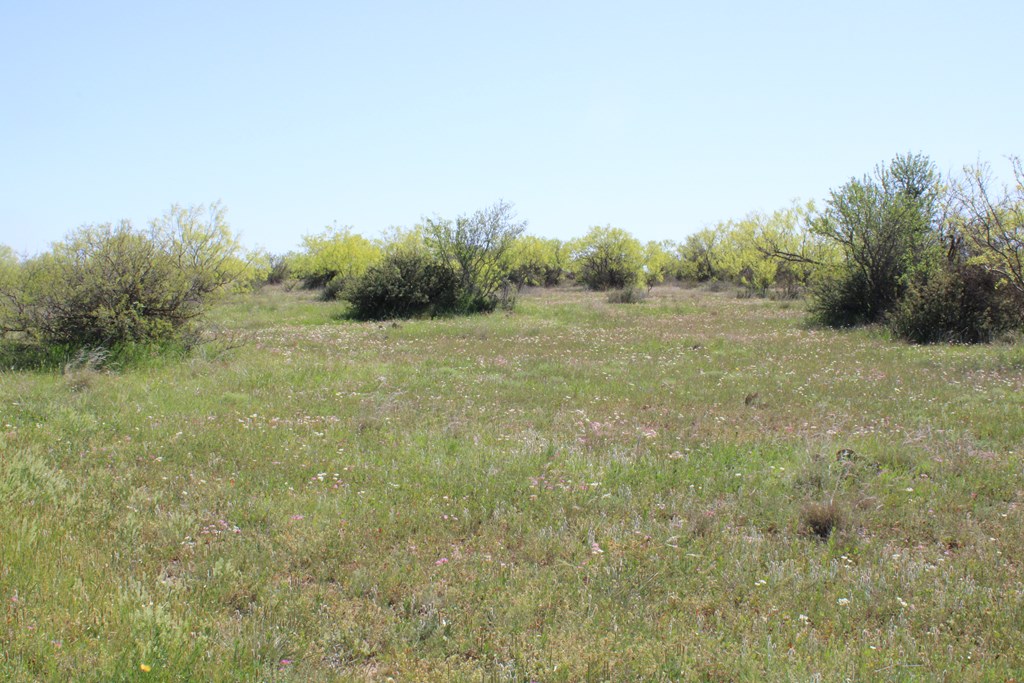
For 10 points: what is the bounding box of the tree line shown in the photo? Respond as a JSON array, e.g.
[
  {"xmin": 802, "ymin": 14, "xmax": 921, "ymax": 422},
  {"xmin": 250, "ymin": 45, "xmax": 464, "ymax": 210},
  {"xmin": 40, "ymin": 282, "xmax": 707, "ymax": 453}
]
[{"xmin": 1, "ymin": 153, "xmax": 1023, "ymax": 354}]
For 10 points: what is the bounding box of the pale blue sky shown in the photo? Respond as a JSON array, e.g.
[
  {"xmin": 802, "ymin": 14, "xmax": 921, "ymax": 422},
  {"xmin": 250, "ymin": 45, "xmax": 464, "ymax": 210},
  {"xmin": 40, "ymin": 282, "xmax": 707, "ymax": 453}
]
[{"xmin": 2, "ymin": 1, "xmax": 1021, "ymax": 255}]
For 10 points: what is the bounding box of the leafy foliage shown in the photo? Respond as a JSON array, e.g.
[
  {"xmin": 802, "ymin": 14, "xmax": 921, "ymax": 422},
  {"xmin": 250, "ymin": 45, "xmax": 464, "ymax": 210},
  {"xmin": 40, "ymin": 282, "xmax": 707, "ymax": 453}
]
[
  {"xmin": 264, "ymin": 253, "xmax": 293, "ymax": 285},
  {"xmin": 343, "ymin": 247, "xmax": 461, "ymax": 320},
  {"xmin": 504, "ymin": 235, "xmax": 566, "ymax": 287},
  {"xmin": 425, "ymin": 200, "xmax": 527, "ymax": 308},
  {"xmin": 954, "ymin": 156, "xmax": 1024, "ymax": 295},
  {"xmin": 570, "ymin": 226, "xmax": 644, "ymax": 290},
  {"xmin": 887, "ymin": 261, "xmax": 1022, "ymax": 344},
  {"xmin": 291, "ymin": 226, "xmax": 381, "ymax": 292},
  {"xmin": 674, "ymin": 227, "xmax": 724, "ymax": 282},
  {"xmin": 641, "ymin": 241, "xmax": 674, "ymax": 289},
  {"xmin": 0, "ymin": 204, "xmax": 251, "ymax": 348},
  {"xmin": 810, "ymin": 153, "xmax": 943, "ymax": 326}
]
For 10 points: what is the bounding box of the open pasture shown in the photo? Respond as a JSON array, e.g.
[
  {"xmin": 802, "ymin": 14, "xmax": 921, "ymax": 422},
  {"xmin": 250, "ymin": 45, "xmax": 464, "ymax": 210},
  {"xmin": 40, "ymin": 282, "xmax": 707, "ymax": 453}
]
[{"xmin": 2, "ymin": 285, "xmax": 1023, "ymax": 681}]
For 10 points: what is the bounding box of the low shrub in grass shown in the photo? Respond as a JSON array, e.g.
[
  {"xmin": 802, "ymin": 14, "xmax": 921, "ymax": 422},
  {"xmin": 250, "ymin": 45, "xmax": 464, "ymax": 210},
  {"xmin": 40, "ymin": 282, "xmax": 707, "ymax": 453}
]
[
  {"xmin": 0, "ymin": 204, "xmax": 252, "ymax": 350},
  {"xmin": 808, "ymin": 270, "xmax": 878, "ymax": 328},
  {"xmin": 321, "ymin": 274, "xmax": 350, "ymax": 301},
  {"xmin": 264, "ymin": 254, "xmax": 292, "ymax": 285},
  {"xmin": 607, "ymin": 286, "xmax": 647, "ymax": 304},
  {"xmin": 343, "ymin": 249, "xmax": 463, "ymax": 320},
  {"xmin": 887, "ymin": 263, "xmax": 1023, "ymax": 344}
]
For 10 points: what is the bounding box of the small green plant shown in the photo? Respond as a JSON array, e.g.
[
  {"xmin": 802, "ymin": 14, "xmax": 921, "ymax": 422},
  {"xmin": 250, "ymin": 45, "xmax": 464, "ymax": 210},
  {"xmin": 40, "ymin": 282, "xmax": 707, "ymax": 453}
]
[{"xmin": 62, "ymin": 346, "xmax": 109, "ymax": 391}]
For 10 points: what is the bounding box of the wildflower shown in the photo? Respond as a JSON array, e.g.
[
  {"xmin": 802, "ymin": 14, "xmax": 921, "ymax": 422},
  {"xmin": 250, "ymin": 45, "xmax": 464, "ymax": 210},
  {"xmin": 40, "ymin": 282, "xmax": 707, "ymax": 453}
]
[
  {"xmin": 590, "ymin": 542, "xmax": 604, "ymax": 555},
  {"xmin": 140, "ymin": 663, "xmax": 152, "ymax": 672},
  {"xmin": 291, "ymin": 514, "xmax": 305, "ymax": 521},
  {"xmin": 837, "ymin": 598, "xmax": 850, "ymax": 606},
  {"xmin": 435, "ymin": 557, "xmax": 449, "ymax": 565},
  {"xmin": 798, "ymin": 614, "xmax": 810, "ymax": 624}
]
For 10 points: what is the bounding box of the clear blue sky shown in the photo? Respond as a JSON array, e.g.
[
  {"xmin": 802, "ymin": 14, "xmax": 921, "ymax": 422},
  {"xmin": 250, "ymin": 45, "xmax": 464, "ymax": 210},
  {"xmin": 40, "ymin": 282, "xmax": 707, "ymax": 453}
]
[{"xmin": 2, "ymin": 0, "xmax": 1021, "ymax": 256}]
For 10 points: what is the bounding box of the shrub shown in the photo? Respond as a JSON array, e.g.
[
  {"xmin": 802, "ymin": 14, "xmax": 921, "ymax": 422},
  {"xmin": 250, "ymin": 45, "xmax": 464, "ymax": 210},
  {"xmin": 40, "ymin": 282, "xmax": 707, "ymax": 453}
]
[
  {"xmin": 810, "ymin": 153, "xmax": 943, "ymax": 326},
  {"xmin": 425, "ymin": 200, "xmax": 527, "ymax": 306},
  {"xmin": 800, "ymin": 501, "xmax": 844, "ymax": 541},
  {"xmin": 321, "ymin": 274, "xmax": 349, "ymax": 302},
  {"xmin": 0, "ymin": 204, "xmax": 249, "ymax": 348},
  {"xmin": 265, "ymin": 254, "xmax": 292, "ymax": 285},
  {"xmin": 343, "ymin": 249, "xmax": 461, "ymax": 320},
  {"xmin": 606, "ymin": 286, "xmax": 647, "ymax": 304},
  {"xmin": 887, "ymin": 263, "xmax": 1023, "ymax": 343},
  {"xmin": 570, "ymin": 226, "xmax": 644, "ymax": 290},
  {"xmin": 292, "ymin": 227, "xmax": 381, "ymax": 291},
  {"xmin": 505, "ymin": 235, "xmax": 566, "ymax": 287},
  {"xmin": 808, "ymin": 269, "xmax": 876, "ymax": 328}
]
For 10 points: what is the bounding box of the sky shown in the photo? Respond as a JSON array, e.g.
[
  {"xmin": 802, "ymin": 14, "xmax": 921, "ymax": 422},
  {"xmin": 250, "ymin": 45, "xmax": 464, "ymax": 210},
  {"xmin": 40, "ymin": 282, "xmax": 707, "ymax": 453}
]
[{"xmin": 1, "ymin": 0, "xmax": 1022, "ymax": 256}]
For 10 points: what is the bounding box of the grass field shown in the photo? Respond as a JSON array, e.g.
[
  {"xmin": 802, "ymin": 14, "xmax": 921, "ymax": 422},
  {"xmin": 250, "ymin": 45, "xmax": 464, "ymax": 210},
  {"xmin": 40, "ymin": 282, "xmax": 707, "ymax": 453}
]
[{"xmin": 2, "ymin": 285, "xmax": 1023, "ymax": 681}]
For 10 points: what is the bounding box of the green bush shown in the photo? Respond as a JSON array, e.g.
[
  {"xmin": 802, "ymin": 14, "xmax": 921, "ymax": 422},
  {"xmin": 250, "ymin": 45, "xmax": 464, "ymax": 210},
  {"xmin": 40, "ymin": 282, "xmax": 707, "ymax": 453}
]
[
  {"xmin": 808, "ymin": 270, "xmax": 876, "ymax": 328},
  {"xmin": 265, "ymin": 254, "xmax": 292, "ymax": 285},
  {"xmin": 810, "ymin": 153, "xmax": 942, "ymax": 327},
  {"xmin": 292, "ymin": 227, "xmax": 381, "ymax": 290},
  {"xmin": 887, "ymin": 263, "xmax": 1022, "ymax": 343},
  {"xmin": 570, "ymin": 226, "xmax": 644, "ymax": 290},
  {"xmin": 0, "ymin": 204, "xmax": 249, "ymax": 349},
  {"xmin": 321, "ymin": 274, "xmax": 350, "ymax": 301},
  {"xmin": 343, "ymin": 249, "xmax": 462, "ymax": 320},
  {"xmin": 505, "ymin": 236, "xmax": 566, "ymax": 288},
  {"xmin": 425, "ymin": 200, "xmax": 527, "ymax": 305}
]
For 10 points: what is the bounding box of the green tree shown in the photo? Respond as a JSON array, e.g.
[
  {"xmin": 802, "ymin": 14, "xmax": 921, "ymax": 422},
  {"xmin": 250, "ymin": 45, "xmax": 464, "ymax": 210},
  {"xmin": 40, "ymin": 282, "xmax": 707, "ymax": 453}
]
[
  {"xmin": 292, "ymin": 225, "xmax": 382, "ymax": 292},
  {"xmin": 425, "ymin": 200, "xmax": 527, "ymax": 308},
  {"xmin": 954, "ymin": 156, "xmax": 1024, "ymax": 296},
  {"xmin": 752, "ymin": 201, "xmax": 838, "ymax": 291},
  {"xmin": 810, "ymin": 153, "xmax": 943, "ymax": 326},
  {"xmin": 716, "ymin": 217, "xmax": 780, "ymax": 294},
  {"xmin": 676, "ymin": 226, "xmax": 724, "ymax": 282},
  {"xmin": 642, "ymin": 240, "xmax": 675, "ymax": 289},
  {"xmin": 569, "ymin": 226, "xmax": 644, "ymax": 290},
  {"xmin": 504, "ymin": 235, "xmax": 566, "ymax": 287}
]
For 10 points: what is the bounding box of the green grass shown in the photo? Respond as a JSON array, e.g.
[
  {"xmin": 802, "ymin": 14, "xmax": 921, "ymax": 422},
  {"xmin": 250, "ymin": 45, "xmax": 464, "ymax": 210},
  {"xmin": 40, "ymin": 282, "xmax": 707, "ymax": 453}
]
[{"xmin": 2, "ymin": 284, "xmax": 1023, "ymax": 680}]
